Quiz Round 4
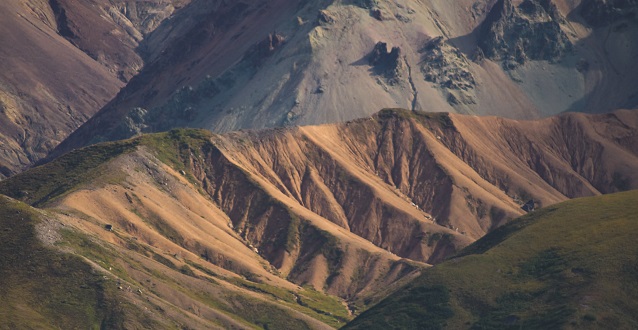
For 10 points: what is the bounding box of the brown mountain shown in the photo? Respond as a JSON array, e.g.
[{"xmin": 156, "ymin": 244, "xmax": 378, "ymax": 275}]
[
  {"xmin": 50, "ymin": 0, "xmax": 638, "ymax": 158},
  {"xmin": 1, "ymin": 109, "xmax": 636, "ymax": 327},
  {"xmin": 0, "ymin": 0, "xmax": 188, "ymax": 178}
]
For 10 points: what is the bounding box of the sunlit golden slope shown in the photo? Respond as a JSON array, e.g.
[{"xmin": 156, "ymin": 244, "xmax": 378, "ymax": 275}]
[{"xmin": 0, "ymin": 109, "xmax": 636, "ymax": 327}]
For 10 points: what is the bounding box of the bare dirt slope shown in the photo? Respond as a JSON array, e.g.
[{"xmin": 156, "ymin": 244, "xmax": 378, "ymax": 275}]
[
  {"xmin": 0, "ymin": 0, "xmax": 121, "ymax": 177},
  {"xmin": 51, "ymin": 0, "xmax": 638, "ymax": 157},
  {"xmin": 200, "ymin": 108, "xmax": 638, "ymax": 244},
  {"xmin": 1, "ymin": 109, "xmax": 636, "ymax": 327},
  {"xmin": 0, "ymin": 0, "xmax": 188, "ymax": 177}
]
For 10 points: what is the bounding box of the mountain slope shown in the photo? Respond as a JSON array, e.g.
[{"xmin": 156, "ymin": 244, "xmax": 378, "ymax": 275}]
[
  {"xmin": 0, "ymin": 192, "xmax": 347, "ymax": 329},
  {"xmin": 0, "ymin": 0, "xmax": 188, "ymax": 177},
  {"xmin": 0, "ymin": 109, "xmax": 636, "ymax": 327},
  {"xmin": 0, "ymin": 0, "xmax": 122, "ymax": 177},
  {"xmin": 343, "ymin": 189, "xmax": 638, "ymax": 329},
  {"xmin": 51, "ymin": 0, "xmax": 638, "ymax": 157},
  {"xmin": 9, "ymin": 109, "xmax": 638, "ymax": 261},
  {"xmin": 47, "ymin": 0, "xmax": 190, "ymax": 81},
  {"xmin": 0, "ymin": 109, "xmax": 638, "ymax": 312},
  {"xmin": 0, "ymin": 195, "xmax": 160, "ymax": 329},
  {"xmin": 0, "ymin": 130, "xmax": 423, "ymax": 328}
]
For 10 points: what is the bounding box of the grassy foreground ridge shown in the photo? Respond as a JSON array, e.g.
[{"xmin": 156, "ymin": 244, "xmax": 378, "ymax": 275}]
[{"xmin": 344, "ymin": 190, "xmax": 638, "ymax": 329}]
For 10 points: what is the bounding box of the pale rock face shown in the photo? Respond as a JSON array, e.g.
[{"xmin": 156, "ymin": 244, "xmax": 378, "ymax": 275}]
[{"xmin": 50, "ymin": 0, "xmax": 638, "ymax": 159}]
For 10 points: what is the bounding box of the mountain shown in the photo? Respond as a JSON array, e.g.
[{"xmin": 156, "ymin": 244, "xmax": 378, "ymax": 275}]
[
  {"xmin": 0, "ymin": 195, "xmax": 149, "ymax": 329},
  {"xmin": 0, "ymin": 194, "xmax": 350, "ymax": 329},
  {"xmin": 343, "ymin": 189, "xmax": 638, "ymax": 329},
  {"xmin": 0, "ymin": 109, "xmax": 636, "ymax": 327},
  {"xmin": 0, "ymin": 0, "xmax": 188, "ymax": 178},
  {"xmin": 50, "ymin": 0, "xmax": 638, "ymax": 158}
]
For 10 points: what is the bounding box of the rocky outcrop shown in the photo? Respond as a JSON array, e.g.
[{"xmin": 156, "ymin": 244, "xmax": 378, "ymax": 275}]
[
  {"xmin": 479, "ymin": 0, "xmax": 572, "ymax": 69},
  {"xmin": 253, "ymin": 32, "xmax": 286, "ymax": 64},
  {"xmin": 49, "ymin": 0, "xmax": 76, "ymax": 39},
  {"xmin": 371, "ymin": 8, "xmax": 383, "ymax": 20},
  {"xmin": 369, "ymin": 42, "xmax": 405, "ymax": 83},
  {"xmin": 580, "ymin": 0, "xmax": 638, "ymax": 27},
  {"xmin": 49, "ymin": 0, "xmax": 188, "ymax": 81},
  {"xmin": 420, "ymin": 37, "xmax": 477, "ymax": 106},
  {"xmin": 113, "ymin": 1, "xmax": 184, "ymax": 36},
  {"xmin": 318, "ymin": 9, "xmax": 335, "ymax": 24},
  {"xmin": 351, "ymin": 0, "xmax": 379, "ymax": 10},
  {"xmin": 0, "ymin": 0, "xmax": 127, "ymax": 178}
]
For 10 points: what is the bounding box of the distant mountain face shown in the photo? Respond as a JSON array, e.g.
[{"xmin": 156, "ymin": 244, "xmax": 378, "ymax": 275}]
[
  {"xmin": 0, "ymin": 0, "xmax": 188, "ymax": 177},
  {"xmin": 50, "ymin": 0, "xmax": 638, "ymax": 157},
  {"xmin": 343, "ymin": 189, "xmax": 638, "ymax": 329},
  {"xmin": 1, "ymin": 109, "xmax": 636, "ymax": 326},
  {"xmin": 47, "ymin": 0, "xmax": 191, "ymax": 81}
]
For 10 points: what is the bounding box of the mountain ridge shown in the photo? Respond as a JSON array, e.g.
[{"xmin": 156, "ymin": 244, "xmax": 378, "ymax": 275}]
[
  {"xmin": 49, "ymin": 0, "xmax": 638, "ymax": 159},
  {"xmin": 5, "ymin": 108, "xmax": 637, "ymax": 262},
  {"xmin": 1, "ymin": 108, "xmax": 637, "ymax": 327}
]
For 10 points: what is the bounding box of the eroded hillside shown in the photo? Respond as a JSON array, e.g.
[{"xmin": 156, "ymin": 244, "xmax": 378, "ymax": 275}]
[
  {"xmin": 1, "ymin": 109, "xmax": 636, "ymax": 327},
  {"xmin": 52, "ymin": 0, "xmax": 638, "ymax": 157}
]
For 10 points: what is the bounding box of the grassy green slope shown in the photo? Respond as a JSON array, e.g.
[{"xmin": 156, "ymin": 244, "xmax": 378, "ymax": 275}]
[
  {"xmin": 344, "ymin": 190, "xmax": 638, "ymax": 329},
  {"xmin": 0, "ymin": 140, "xmax": 138, "ymax": 206},
  {"xmin": 0, "ymin": 195, "xmax": 160, "ymax": 329},
  {"xmin": 0, "ymin": 129, "xmax": 212, "ymax": 207}
]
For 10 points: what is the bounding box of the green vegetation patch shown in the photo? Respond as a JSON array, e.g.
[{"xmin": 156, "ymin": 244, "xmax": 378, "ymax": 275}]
[
  {"xmin": 0, "ymin": 196, "xmax": 127, "ymax": 329},
  {"xmin": 139, "ymin": 128, "xmax": 213, "ymax": 173},
  {"xmin": 294, "ymin": 222, "xmax": 345, "ymax": 286},
  {"xmin": 297, "ymin": 286, "xmax": 351, "ymax": 324},
  {"xmin": 454, "ymin": 206, "xmax": 558, "ymax": 258},
  {"xmin": 0, "ymin": 128, "xmax": 214, "ymax": 209},
  {"xmin": 229, "ymin": 294, "xmax": 313, "ymax": 330},
  {"xmin": 185, "ymin": 259, "xmax": 220, "ymax": 280},
  {"xmin": 230, "ymin": 278, "xmax": 351, "ymax": 327},
  {"xmin": 284, "ymin": 212, "xmax": 301, "ymax": 253},
  {"xmin": 0, "ymin": 140, "xmax": 138, "ymax": 206},
  {"xmin": 470, "ymin": 248, "xmax": 576, "ymax": 329},
  {"xmin": 191, "ymin": 284, "xmax": 320, "ymax": 330},
  {"xmin": 231, "ymin": 277, "xmax": 296, "ymax": 303},
  {"xmin": 152, "ymin": 252, "xmax": 178, "ymax": 270},
  {"xmin": 344, "ymin": 190, "xmax": 638, "ymax": 329},
  {"xmin": 60, "ymin": 228, "xmax": 119, "ymax": 270},
  {"xmin": 136, "ymin": 208, "xmax": 185, "ymax": 247},
  {"xmin": 375, "ymin": 108, "xmax": 455, "ymax": 129},
  {"xmin": 346, "ymin": 284, "xmax": 453, "ymax": 330},
  {"xmin": 319, "ymin": 230, "xmax": 344, "ymax": 281}
]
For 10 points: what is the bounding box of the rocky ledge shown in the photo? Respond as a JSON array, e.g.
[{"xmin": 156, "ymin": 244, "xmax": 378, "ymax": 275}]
[
  {"xmin": 420, "ymin": 37, "xmax": 477, "ymax": 106},
  {"xmin": 369, "ymin": 42, "xmax": 405, "ymax": 84},
  {"xmin": 479, "ymin": 0, "xmax": 572, "ymax": 69}
]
